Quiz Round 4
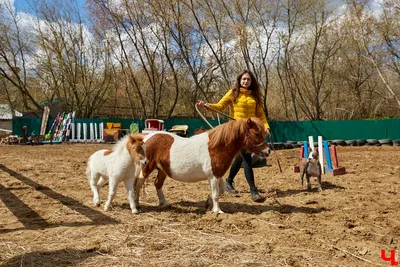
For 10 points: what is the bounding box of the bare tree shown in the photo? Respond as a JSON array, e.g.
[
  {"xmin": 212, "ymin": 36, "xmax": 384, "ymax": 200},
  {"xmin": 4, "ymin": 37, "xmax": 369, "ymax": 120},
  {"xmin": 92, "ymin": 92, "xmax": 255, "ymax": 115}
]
[
  {"xmin": 89, "ymin": 0, "xmax": 149, "ymax": 118},
  {"xmin": 31, "ymin": 0, "xmax": 116, "ymax": 117},
  {"xmin": 348, "ymin": 0, "xmax": 400, "ymax": 111},
  {"xmin": 0, "ymin": 1, "xmax": 42, "ymax": 114},
  {"xmin": 296, "ymin": 0, "xmax": 342, "ymax": 120},
  {"xmin": 332, "ymin": 4, "xmax": 376, "ymax": 119},
  {"xmin": 378, "ymin": 0, "xmax": 400, "ymax": 106},
  {"xmin": 159, "ymin": 0, "xmax": 212, "ymax": 117},
  {"xmin": 3, "ymin": 0, "xmax": 400, "ymax": 120},
  {"xmin": 276, "ymin": 0, "xmax": 311, "ymax": 120},
  {"xmin": 91, "ymin": 0, "xmax": 178, "ymax": 118},
  {"xmin": 148, "ymin": 0, "xmax": 184, "ymax": 118},
  {"xmin": 184, "ymin": 0, "xmax": 233, "ymax": 89}
]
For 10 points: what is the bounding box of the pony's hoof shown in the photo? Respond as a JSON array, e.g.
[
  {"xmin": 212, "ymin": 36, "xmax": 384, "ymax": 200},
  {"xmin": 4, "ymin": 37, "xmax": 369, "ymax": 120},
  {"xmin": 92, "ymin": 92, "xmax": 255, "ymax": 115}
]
[
  {"xmin": 159, "ymin": 201, "xmax": 169, "ymax": 208},
  {"xmin": 132, "ymin": 209, "xmax": 140, "ymax": 214},
  {"xmin": 93, "ymin": 200, "xmax": 100, "ymax": 206},
  {"xmin": 212, "ymin": 209, "xmax": 225, "ymax": 214},
  {"xmin": 104, "ymin": 205, "xmax": 110, "ymax": 211}
]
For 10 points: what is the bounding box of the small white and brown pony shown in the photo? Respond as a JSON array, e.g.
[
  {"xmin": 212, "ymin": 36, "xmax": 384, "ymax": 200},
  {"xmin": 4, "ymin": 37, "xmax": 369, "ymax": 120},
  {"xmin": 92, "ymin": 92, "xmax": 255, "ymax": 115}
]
[
  {"xmin": 87, "ymin": 134, "xmax": 147, "ymax": 214},
  {"xmin": 139, "ymin": 117, "xmax": 268, "ymax": 213}
]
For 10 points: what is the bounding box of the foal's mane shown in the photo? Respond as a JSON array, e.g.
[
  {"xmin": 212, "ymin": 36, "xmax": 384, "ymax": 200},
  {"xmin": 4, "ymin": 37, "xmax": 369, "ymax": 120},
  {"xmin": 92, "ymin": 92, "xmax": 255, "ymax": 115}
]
[
  {"xmin": 112, "ymin": 134, "xmax": 130, "ymax": 153},
  {"xmin": 207, "ymin": 118, "xmax": 263, "ymax": 149}
]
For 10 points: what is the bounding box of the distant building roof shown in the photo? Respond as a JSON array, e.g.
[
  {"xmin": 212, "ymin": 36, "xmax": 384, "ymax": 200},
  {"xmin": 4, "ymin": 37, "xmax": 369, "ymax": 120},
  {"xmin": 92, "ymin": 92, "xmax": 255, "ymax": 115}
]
[{"xmin": 0, "ymin": 104, "xmax": 23, "ymax": 120}]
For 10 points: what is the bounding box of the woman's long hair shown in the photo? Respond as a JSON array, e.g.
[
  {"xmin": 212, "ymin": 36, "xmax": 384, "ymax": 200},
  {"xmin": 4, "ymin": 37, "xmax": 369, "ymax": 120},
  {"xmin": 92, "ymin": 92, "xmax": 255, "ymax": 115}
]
[{"xmin": 231, "ymin": 70, "xmax": 262, "ymax": 105}]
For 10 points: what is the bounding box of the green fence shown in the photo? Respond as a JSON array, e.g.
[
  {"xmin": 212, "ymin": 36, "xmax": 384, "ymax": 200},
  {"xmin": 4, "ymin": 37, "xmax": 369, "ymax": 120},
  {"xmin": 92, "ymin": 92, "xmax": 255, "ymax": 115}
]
[
  {"xmin": 268, "ymin": 119, "xmax": 400, "ymax": 142},
  {"xmin": 11, "ymin": 118, "xmax": 226, "ymax": 139},
  {"xmin": 12, "ymin": 117, "xmax": 400, "ymax": 142}
]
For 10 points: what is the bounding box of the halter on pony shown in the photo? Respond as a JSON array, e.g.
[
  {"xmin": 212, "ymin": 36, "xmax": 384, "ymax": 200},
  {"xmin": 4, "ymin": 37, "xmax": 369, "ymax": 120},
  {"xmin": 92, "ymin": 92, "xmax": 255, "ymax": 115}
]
[{"xmin": 244, "ymin": 129, "xmax": 267, "ymax": 153}]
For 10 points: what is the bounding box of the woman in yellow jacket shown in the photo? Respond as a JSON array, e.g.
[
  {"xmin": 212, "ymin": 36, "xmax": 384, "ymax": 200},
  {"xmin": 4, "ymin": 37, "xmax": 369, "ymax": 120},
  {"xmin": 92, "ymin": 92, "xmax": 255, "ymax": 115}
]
[{"xmin": 197, "ymin": 70, "xmax": 270, "ymax": 202}]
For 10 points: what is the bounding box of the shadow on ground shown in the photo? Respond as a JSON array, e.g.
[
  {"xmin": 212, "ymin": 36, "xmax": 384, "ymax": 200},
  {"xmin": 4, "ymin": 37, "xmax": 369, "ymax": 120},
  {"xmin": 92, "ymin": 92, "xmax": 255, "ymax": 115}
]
[{"xmin": 1, "ymin": 248, "xmax": 99, "ymax": 267}]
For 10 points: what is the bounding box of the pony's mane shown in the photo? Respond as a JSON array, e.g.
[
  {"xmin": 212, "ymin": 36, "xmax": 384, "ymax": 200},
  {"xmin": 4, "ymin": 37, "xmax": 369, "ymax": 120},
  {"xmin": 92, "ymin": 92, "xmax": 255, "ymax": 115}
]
[
  {"xmin": 207, "ymin": 118, "xmax": 264, "ymax": 149},
  {"xmin": 111, "ymin": 134, "xmax": 130, "ymax": 153}
]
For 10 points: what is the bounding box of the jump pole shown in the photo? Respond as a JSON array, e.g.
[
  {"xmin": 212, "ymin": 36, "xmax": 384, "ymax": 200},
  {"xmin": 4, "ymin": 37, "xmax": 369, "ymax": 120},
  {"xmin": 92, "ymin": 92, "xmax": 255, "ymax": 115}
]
[
  {"xmin": 331, "ymin": 145, "xmax": 338, "ymax": 169},
  {"xmin": 304, "ymin": 141, "xmax": 309, "ymax": 158},
  {"xmin": 309, "ymin": 136, "xmax": 315, "ymax": 153},
  {"xmin": 330, "ymin": 145, "xmax": 346, "ymax": 176},
  {"xmin": 323, "ymin": 140, "xmax": 333, "ymax": 172},
  {"xmin": 318, "ymin": 136, "xmax": 325, "ymax": 174},
  {"xmin": 293, "ymin": 145, "xmax": 304, "ymax": 172},
  {"xmin": 294, "ymin": 136, "xmax": 345, "ymax": 176}
]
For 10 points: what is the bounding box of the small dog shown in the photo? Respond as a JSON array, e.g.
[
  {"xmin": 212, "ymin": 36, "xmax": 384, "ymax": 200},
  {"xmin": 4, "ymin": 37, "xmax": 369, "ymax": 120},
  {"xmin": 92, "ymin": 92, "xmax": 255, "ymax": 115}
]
[{"xmin": 299, "ymin": 150, "xmax": 322, "ymax": 191}]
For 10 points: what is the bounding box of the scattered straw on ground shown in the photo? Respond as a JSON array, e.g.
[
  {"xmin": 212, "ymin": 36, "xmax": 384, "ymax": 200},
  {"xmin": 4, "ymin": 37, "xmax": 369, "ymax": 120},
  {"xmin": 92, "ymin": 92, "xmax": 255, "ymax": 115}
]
[{"xmin": 1, "ymin": 144, "xmax": 399, "ymax": 266}]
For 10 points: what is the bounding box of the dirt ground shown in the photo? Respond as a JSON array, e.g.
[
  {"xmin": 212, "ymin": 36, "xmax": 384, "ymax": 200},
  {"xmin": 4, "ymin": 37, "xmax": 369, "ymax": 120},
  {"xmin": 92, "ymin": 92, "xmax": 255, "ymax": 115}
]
[{"xmin": 1, "ymin": 142, "xmax": 400, "ymax": 267}]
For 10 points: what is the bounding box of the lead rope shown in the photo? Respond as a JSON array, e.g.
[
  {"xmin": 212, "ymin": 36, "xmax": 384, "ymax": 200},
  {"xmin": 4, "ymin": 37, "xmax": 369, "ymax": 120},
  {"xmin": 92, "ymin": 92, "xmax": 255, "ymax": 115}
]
[{"xmin": 195, "ymin": 103, "xmax": 214, "ymax": 128}]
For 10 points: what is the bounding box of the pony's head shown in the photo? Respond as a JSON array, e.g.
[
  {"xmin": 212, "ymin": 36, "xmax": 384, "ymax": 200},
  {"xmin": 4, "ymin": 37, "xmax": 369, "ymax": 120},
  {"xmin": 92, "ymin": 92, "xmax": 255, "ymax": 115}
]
[
  {"xmin": 242, "ymin": 118, "xmax": 268, "ymax": 155},
  {"xmin": 126, "ymin": 134, "xmax": 148, "ymax": 166},
  {"xmin": 208, "ymin": 117, "xmax": 268, "ymax": 155}
]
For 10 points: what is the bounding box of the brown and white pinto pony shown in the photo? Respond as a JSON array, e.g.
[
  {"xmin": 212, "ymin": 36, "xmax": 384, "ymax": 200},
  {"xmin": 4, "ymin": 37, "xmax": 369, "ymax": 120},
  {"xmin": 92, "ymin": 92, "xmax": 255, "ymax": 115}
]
[
  {"xmin": 87, "ymin": 134, "xmax": 147, "ymax": 214},
  {"xmin": 139, "ymin": 117, "xmax": 268, "ymax": 213}
]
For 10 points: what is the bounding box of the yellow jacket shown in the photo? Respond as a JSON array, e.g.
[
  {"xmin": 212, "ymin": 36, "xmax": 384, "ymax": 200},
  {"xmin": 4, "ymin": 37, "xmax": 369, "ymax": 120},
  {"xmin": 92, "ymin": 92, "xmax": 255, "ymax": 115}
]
[{"xmin": 207, "ymin": 88, "xmax": 270, "ymax": 129}]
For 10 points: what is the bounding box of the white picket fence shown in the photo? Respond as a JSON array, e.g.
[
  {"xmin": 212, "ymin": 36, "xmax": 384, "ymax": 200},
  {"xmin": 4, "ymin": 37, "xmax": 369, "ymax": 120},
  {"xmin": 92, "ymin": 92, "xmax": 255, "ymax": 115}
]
[{"xmin": 69, "ymin": 122, "xmax": 104, "ymax": 143}]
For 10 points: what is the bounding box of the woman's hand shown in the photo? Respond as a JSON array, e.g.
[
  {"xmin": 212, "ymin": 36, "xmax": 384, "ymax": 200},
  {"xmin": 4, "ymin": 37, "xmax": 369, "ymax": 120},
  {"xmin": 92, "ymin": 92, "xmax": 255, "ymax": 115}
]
[
  {"xmin": 196, "ymin": 100, "xmax": 208, "ymax": 109},
  {"xmin": 265, "ymin": 128, "xmax": 271, "ymax": 137}
]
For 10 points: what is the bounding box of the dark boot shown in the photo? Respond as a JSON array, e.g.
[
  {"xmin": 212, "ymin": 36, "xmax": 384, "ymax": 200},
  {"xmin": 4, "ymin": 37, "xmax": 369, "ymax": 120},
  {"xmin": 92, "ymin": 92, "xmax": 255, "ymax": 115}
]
[
  {"xmin": 225, "ymin": 181, "xmax": 238, "ymax": 194},
  {"xmin": 251, "ymin": 188, "xmax": 265, "ymax": 203},
  {"xmin": 225, "ymin": 155, "xmax": 242, "ymax": 194}
]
